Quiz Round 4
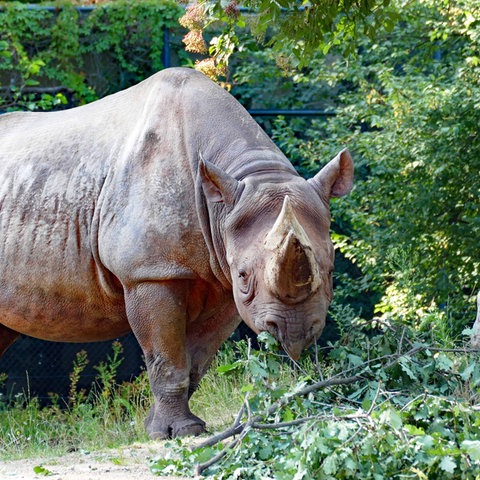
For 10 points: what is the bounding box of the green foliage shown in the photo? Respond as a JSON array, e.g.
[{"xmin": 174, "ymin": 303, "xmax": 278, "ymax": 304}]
[
  {"xmin": 68, "ymin": 349, "xmax": 89, "ymax": 408},
  {"xmin": 32, "ymin": 465, "xmax": 54, "ymax": 476},
  {"xmin": 151, "ymin": 310, "xmax": 480, "ymax": 479},
  {"xmin": 93, "ymin": 340, "xmax": 124, "ymax": 400},
  {"xmin": 186, "ymin": 0, "xmax": 400, "ymax": 71},
  {"xmin": 0, "ymin": 0, "xmax": 184, "ymax": 110},
  {"xmin": 321, "ymin": 0, "xmax": 480, "ymax": 326}
]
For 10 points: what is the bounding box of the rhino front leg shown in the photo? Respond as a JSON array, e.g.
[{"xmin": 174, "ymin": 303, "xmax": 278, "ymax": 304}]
[{"xmin": 124, "ymin": 281, "xmax": 205, "ymax": 439}]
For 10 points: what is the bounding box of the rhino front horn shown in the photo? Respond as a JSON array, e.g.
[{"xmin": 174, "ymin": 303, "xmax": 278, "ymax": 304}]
[{"xmin": 264, "ymin": 196, "xmax": 321, "ymax": 303}]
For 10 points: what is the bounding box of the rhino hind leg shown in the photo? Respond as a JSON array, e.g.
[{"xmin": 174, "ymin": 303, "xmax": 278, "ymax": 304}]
[
  {"xmin": 0, "ymin": 325, "xmax": 20, "ymax": 357},
  {"xmin": 187, "ymin": 305, "xmax": 241, "ymax": 399},
  {"xmin": 124, "ymin": 281, "xmax": 207, "ymax": 439}
]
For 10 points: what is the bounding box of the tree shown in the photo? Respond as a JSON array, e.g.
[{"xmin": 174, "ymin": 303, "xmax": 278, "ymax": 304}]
[
  {"xmin": 0, "ymin": 0, "xmax": 183, "ymax": 111},
  {"xmin": 179, "ymin": 0, "xmax": 400, "ymax": 78}
]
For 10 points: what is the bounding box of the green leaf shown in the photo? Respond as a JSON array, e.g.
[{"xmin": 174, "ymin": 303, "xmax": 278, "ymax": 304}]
[
  {"xmin": 282, "ymin": 407, "xmax": 294, "ymax": 422},
  {"xmin": 439, "ymin": 456, "xmax": 456, "ymax": 474},
  {"xmin": 361, "ymin": 398, "xmax": 372, "ymax": 411},
  {"xmin": 258, "ymin": 331, "xmax": 279, "ymax": 349},
  {"xmin": 435, "ymin": 353, "xmax": 454, "ymax": 372},
  {"xmin": 323, "ymin": 454, "xmax": 338, "ymax": 475},
  {"xmin": 259, "ymin": 444, "xmax": 273, "ymax": 460},
  {"xmin": 418, "ymin": 435, "xmax": 435, "ymax": 449},
  {"xmin": 405, "ymin": 424, "xmax": 425, "ymax": 435},
  {"xmin": 380, "ymin": 409, "xmax": 403, "ymax": 429},
  {"xmin": 461, "ymin": 440, "xmax": 480, "ymax": 461},
  {"xmin": 460, "ymin": 362, "xmax": 476, "ymax": 381},
  {"xmin": 247, "ymin": 357, "xmax": 268, "ymax": 379},
  {"xmin": 347, "ymin": 354, "xmax": 364, "ymax": 366},
  {"xmin": 399, "ymin": 357, "xmax": 418, "ymax": 380},
  {"xmin": 33, "ymin": 466, "xmax": 54, "ymax": 476},
  {"xmin": 217, "ymin": 361, "xmax": 241, "ymax": 374}
]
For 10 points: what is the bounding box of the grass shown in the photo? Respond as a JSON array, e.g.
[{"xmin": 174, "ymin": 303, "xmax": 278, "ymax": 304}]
[
  {"xmin": 0, "ymin": 341, "xmax": 258, "ymax": 461},
  {"xmin": 0, "ymin": 374, "xmax": 151, "ymax": 460}
]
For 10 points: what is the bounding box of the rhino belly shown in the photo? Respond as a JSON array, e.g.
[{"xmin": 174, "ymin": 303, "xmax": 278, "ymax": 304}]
[
  {"xmin": 0, "ymin": 158, "xmax": 129, "ymax": 342},
  {"xmin": 0, "ymin": 237, "xmax": 130, "ymax": 342},
  {"xmin": 0, "ymin": 284, "xmax": 130, "ymax": 342}
]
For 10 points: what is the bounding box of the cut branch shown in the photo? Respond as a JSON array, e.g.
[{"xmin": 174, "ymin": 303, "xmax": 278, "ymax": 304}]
[
  {"xmin": 193, "ymin": 374, "xmax": 364, "ymax": 476},
  {"xmin": 195, "ymin": 374, "xmax": 362, "ymax": 451}
]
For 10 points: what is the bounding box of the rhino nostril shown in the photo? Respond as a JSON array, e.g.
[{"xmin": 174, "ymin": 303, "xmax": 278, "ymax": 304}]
[{"xmin": 266, "ymin": 320, "xmax": 280, "ymax": 339}]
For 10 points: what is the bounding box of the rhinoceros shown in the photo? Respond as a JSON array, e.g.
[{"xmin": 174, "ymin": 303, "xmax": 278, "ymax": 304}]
[{"xmin": 0, "ymin": 67, "xmax": 353, "ymax": 438}]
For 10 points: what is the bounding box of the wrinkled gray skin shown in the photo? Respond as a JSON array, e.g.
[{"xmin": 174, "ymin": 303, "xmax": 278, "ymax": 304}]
[{"xmin": 0, "ymin": 68, "xmax": 353, "ymax": 438}]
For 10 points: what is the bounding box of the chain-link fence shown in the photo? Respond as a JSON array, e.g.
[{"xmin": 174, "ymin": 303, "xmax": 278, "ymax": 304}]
[{"xmin": 0, "ymin": 334, "xmax": 144, "ymax": 402}]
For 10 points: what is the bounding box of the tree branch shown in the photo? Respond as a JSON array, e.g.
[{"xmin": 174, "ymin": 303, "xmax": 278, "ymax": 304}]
[
  {"xmin": 196, "ymin": 374, "xmax": 362, "ymax": 449},
  {"xmin": 194, "ymin": 430, "xmax": 247, "ymax": 476},
  {"xmin": 0, "ymin": 86, "xmax": 72, "ymax": 94}
]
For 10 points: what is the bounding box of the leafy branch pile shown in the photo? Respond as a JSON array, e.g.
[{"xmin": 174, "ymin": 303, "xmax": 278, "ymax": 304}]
[
  {"xmin": 0, "ymin": 0, "xmax": 183, "ymax": 111},
  {"xmin": 152, "ymin": 314, "xmax": 480, "ymax": 479}
]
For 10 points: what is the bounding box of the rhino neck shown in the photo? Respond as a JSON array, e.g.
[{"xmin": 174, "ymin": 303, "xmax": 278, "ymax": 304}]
[
  {"xmin": 204, "ymin": 142, "xmax": 298, "ymax": 180},
  {"xmin": 227, "ymin": 151, "xmax": 298, "ymax": 181}
]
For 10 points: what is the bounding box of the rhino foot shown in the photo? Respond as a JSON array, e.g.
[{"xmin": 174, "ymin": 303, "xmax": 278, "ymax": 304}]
[{"xmin": 145, "ymin": 407, "xmax": 206, "ymax": 439}]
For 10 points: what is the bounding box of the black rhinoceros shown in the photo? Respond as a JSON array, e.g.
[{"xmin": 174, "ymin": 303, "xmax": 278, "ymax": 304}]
[{"xmin": 0, "ymin": 67, "xmax": 353, "ymax": 438}]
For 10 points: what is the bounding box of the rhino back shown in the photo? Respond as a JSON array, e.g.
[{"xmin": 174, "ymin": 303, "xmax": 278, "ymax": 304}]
[{"xmin": 95, "ymin": 68, "xmax": 294, "ymax": 286}]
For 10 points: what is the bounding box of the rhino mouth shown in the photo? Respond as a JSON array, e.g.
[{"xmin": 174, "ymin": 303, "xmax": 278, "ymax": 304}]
[{"xmin": 265, "ymin": 320, "xmax": 315, "ymax": 361}]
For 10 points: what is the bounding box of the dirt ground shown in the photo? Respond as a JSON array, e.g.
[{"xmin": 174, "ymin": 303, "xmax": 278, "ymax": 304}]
[{"xmin": 0, "ymin": 442, "xmax": 193, "ymax": 480}]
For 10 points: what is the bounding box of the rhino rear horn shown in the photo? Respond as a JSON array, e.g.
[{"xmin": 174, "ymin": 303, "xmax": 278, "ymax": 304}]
[
  {"xmin": 264, "ymin": 196, "xmax": 321, "ymax": 302},
  {"xmin": 308, "ymin": 148, "xmax": 354, "ymax": 200}
]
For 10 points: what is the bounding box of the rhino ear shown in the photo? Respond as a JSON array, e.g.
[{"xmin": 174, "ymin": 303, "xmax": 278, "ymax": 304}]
[
  {"xmin": 308, "ymin": 148, "xmax": 354, "ymax": 199},
  {"xmin": 199, "ymin": 157, "xmax": 240, "ymax": 205}
]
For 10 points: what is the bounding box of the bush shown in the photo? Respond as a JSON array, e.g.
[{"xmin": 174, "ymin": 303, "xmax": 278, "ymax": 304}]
[{"xmin": 0, "ymin": 0, "xmax": 184, "ymax": 110}]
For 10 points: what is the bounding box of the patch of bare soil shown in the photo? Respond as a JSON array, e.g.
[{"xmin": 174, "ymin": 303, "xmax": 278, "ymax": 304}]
[{"xmin": 0, "ymin": 442, "xmax": 192, "ymax": 480}]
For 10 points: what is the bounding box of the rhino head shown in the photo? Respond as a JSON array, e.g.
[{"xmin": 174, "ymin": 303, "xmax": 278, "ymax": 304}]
[{"xmin": 200, "ymin": 149, "xmax": 353, "ymax": 360}]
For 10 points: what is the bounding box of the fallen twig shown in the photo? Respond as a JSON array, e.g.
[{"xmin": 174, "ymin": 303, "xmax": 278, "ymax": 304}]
[{"xmin": 198, "ymin": 405, "xmax": 245, "ymax": 449}]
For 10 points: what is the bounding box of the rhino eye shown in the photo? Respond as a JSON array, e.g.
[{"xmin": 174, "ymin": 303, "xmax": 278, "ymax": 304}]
[
  {"xmin": 237, "ymin": 269, "xmax": 255, "ymax": 303},
  {"xmin": 238, "ymin": 270, "xmax": 248, "ymax": 279},
  {"xmin": 327, "ymin": 269, "xmax": 334, "ymax": 283}
]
